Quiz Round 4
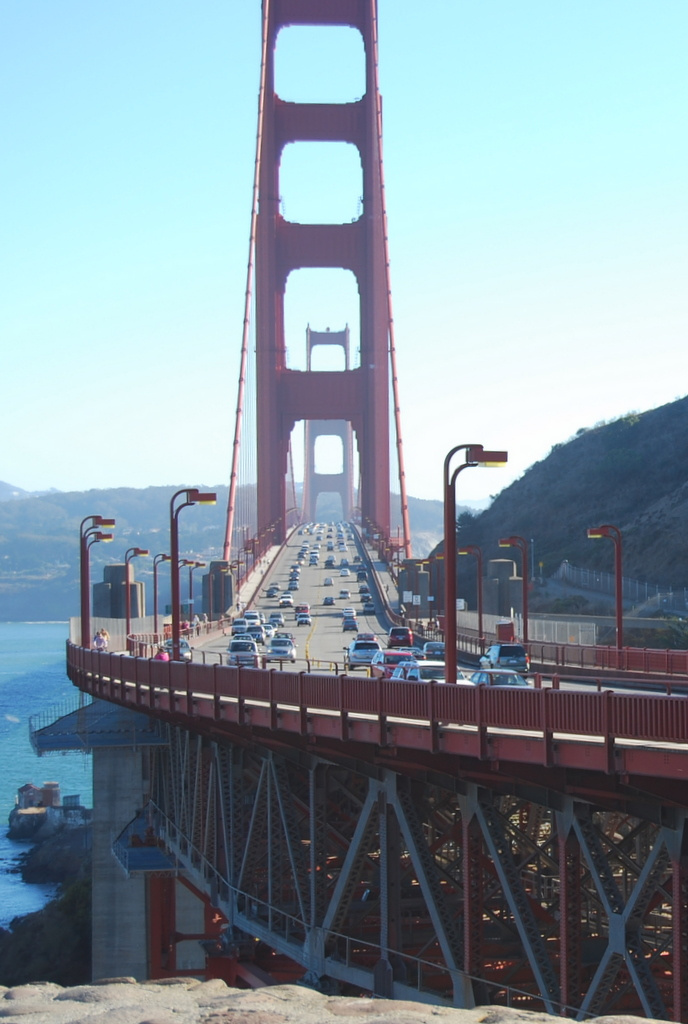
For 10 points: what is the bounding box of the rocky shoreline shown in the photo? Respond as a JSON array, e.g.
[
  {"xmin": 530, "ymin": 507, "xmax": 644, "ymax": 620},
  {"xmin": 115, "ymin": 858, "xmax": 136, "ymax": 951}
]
[
  {"xmin": 0, "ymin": 979, "xmax": 651, "ymax": 1024},
  {"xmin": 0, "ymin": 822, "xmax": 92, "ymax": 987}
]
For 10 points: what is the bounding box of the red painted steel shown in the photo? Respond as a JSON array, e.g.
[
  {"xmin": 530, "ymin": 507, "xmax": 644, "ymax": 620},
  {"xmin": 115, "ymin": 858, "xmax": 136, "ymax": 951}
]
[
  {"xmin": 255, "ymin": 0, "xmax": 392, "ymax": 544},
  {"xmin": 66, "ymin": 645, "xmax": 688, "ymax": 782}
]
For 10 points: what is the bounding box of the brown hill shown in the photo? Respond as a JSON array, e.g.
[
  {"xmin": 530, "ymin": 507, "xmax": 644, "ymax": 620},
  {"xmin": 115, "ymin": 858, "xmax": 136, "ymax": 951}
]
[{"xmin": 450, "ymin": 396, "xmax": 688, "ymax": 590}]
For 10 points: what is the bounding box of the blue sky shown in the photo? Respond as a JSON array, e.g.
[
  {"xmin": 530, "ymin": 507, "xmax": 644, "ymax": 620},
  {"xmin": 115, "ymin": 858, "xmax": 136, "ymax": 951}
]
[{"xmin": 2, "ymin": 1, "xmax": 686, "ymax": 504}]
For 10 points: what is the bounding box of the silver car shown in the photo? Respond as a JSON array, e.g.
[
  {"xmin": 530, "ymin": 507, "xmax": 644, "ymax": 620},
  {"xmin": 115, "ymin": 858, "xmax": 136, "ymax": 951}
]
[
  {"xmin": 345, "ymin": 638, "xmax": 382, "ymax": 670},
  {"xmin": 468, "ymin": 670, "xmax": 530, "ymax": 687},
  {"xmin": 266, "ymin": 638, "xmax": 297, "ymax": 663},
  {"xmin": 479, "ymin": 643, "xmax": 529, "ymax": 673}
]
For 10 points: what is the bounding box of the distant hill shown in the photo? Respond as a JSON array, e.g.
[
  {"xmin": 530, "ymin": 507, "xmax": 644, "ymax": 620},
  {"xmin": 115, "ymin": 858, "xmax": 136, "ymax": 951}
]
[
  {"xmin": 444, "ymin": 396, "xmax": 688, "ymax": 595},
  {"xmin": 0, "ymin": 484, "xmax": 446, "ymax": 621},
  {"xmin": 0, "ymin": 481, "xmax": 32, "ymax": 501},
  {"xmin": 3, "ymin": 395, "xmax": 686, "ymax": 624}
]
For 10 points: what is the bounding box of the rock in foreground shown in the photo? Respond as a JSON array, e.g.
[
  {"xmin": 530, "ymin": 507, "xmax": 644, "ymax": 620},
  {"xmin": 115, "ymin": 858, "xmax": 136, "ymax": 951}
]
[{"xmin": 0, "ymin": 979, "xmax": 654, "ymax": 1024}]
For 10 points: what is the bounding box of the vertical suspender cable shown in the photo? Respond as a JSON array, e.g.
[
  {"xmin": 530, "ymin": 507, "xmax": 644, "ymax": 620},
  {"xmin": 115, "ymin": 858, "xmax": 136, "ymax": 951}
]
[
  {"xmin": 369, "ymin": 0, "xmax": 413, "ymax": 559},
  {"xmin": 223, "ymin": 0, "xmax": 271, "ymax": 560}
]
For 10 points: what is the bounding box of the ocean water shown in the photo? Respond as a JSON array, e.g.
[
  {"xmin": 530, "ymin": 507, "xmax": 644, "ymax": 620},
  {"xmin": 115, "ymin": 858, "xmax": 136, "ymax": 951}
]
[{"xmin": 0, "ymin": 622, "xmax": 92, "ymax": 928}]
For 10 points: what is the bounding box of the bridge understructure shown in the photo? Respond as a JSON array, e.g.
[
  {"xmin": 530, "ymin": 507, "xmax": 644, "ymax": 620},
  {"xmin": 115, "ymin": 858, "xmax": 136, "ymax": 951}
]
[
  {"xmin": 65, "ymin": 648, "xmax": 688, "ymax": 1019},
  {"xmin": 142, "ymin": 733, "xmax": 688, "ymax": 1017},
  {"xmin": 254, "ymin": 0, "xmax": 401, "ymax": 548}
]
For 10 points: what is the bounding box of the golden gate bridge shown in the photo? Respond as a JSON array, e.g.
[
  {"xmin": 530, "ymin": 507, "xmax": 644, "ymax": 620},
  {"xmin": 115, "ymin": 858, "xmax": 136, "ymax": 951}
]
[{"xmin": 46, "ymin": 3, "xmax": 688, "ymax": 1019}]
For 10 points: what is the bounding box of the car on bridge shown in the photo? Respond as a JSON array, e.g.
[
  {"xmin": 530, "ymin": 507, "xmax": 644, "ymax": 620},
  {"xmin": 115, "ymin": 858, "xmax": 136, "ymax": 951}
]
[
  {"xmin": 226, "ymin": 638, "xmax": 259, "ymax": 667},
  {"xmin": 268, "ymin": 612, "xmax": 285, "ymax": 627},
  {"xmin": 342, "ymin": 616, "xmax": 358, "ymax": 632},
  {"xmin": 265, "ymin": 637, "xmax": 296, "ymax": 663},
  {"xmin": 362, "ymin": 600, "xmax": 376, "ymax": 614},
  {"xmin": 479, "ymin": 643, "xmax": 529, "ymax": 673},
  {"xmin": 161, "ymin": 638, "xmax": 193, "ymax": 662},
  {"xmin": 231, "ymin": 618, "xmax": 249, "ymax": 636},
  {"xmin": 422, "ymin": 641, "xmax": 445, "ymax": 660},
  {"xmin": 246, "ymin": 624, "xmax": 266, "ymax": 645},
  {"xmin": 387, "ymin": 626, "xmax": 413, "ymax": 648},
  {"xmin": 345, "ymin": 637, "xmax": 382, "ymax": 670},
  {"xmin": 390, "ymin": 660, "xmax": 450, "ymax": 683},
  {"xmin": 323, "ymin": 595, "xmax": 335, "ymax": 606},
  {"xmin": 279, "ymin": 593, "xmax": 294, "ymax": 607},
  {"xmin": 296, "ymin": 613, "xmax": 312, "ymax": 627},
  {"xmin": 468, "ymin": 669, "xmax": 530, "ymax": 687},
  {"xmin": 370, "ymin": 649, "xmax": 418, "ymax": 679}
]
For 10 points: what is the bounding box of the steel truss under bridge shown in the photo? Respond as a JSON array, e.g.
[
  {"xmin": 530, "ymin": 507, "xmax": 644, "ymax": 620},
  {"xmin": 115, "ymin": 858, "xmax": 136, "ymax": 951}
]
[{"xmin": 137, "ymin": 725, "xmax": 688, "ymax": 1017}]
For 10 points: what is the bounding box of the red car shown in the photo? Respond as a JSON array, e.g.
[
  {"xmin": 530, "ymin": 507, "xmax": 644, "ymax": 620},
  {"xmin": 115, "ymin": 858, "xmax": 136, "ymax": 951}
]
[
  {"xmin": 370, "ymin": 649, "xmax": 418, "ymax": 679},
  {"xmin": 387, "ymin": 626, "xmax": 413, "ymax": 648}
]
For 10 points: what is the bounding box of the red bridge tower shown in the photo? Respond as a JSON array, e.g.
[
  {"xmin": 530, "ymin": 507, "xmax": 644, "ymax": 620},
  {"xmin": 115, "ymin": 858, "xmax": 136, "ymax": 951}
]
[{"xmin": 254, "ymin": 0, "xmax": 407, "ymax": 546}]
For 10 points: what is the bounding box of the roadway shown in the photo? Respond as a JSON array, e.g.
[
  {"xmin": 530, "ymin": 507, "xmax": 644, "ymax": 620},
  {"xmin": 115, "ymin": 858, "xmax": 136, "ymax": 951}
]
[{"xmin": 197, "ymin": 521, "xmax": 390, "ymax": 672}]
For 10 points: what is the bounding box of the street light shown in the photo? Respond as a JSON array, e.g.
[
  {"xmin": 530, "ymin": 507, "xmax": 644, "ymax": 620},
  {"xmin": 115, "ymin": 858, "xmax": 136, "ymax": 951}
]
[
  {"xmin": 587, "ymin": 524, "xmax": 623, "ymax": 652},
  {"xmin": 153, "ymin": 553, "xmax": 171, "ymax": 637},
  {"xmin": 458, "ymin": 545, "xmax": 484, "ymax": 650},
  {"xmin": 124, "ymin": 547, "xmax": 149, "ymax": 649},
  {"xmin": 498, "ymin": 536, "xmax": 529, "ymax": 645},
  {"xmin": 170, "ymin": 489, "xmax": 217, "ymax": 661},
  {"xmin": 79, "ymin": 515, "xmax": 116, "ymax": 647},
  {"xmin": 444, "ymin": 445, "xmax": 508, "ymax": 684}
]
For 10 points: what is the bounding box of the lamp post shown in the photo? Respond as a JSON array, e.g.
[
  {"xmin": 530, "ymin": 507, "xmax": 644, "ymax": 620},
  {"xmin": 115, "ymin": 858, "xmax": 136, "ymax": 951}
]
[
  {"xmin": 444, "ymin": 445, "xmax": 508, "ymax": 684},
  {"xmin": 124, "ymin": 547, "xmax": 149, "ymax": 649},
  {"xmin": 153, "ymin": 553, "xmax": 171, "ymax": 637},
  {"xmin": 79, "ymin": 515, "xmax": 116, "ymax": 648},
  {"xmin": 498, "ymin": 536, "xmax": 529, "ymax": 645},
  {"xmin": 170, "ymin": 489, "xmax": 217, "ymax": 661},
  {"xmin": 587, "ymin": 524, "xmax": 623, "ymax": 652},
  {"xmin": 458, "ymin": 545, "xmax": 484, "ymax": 650}
]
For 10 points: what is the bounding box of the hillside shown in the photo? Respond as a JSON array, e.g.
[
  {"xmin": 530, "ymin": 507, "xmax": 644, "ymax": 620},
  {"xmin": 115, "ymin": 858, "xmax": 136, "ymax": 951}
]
[{"xmin": 450, "ymin": 396, "xmax": 688, "ymax": 591}]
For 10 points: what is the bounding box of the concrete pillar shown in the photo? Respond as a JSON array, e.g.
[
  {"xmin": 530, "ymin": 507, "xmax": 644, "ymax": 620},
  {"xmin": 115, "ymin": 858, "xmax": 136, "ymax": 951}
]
[
  {"xmin": 175, "ymin": 882, "xmax": 207, "ymax": 972},
  {"xmin": 91, "ymin": 747, "xmax": 149, "ymax": 980}
]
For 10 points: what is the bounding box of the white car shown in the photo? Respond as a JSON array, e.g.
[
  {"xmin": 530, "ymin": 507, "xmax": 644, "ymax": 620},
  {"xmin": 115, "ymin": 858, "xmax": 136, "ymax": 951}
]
[
  {"xmin": 266, "ymin": 637, "xmax": 297, "ymax": 663},
  {"xmin": 390, "ymin": 660, "xmax": 452, "ymax": 682},
  {"xmin": 279, "ymin": 593, "xmax": 294, "ymax": 607},
  {"xmin": 226, "ymin": 638, "xmax": 259, "ymax": 666},
  {"xmin": 339, "ymin": 567, "xmax": 351, "ymax": 576}
]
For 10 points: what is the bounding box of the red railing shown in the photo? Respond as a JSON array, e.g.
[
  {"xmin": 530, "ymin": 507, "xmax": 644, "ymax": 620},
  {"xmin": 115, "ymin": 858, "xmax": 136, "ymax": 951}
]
[
  {"xmin": 527, "ymin": 639, "xmax": 688, "ymax": 679},
  {"xmin": 67, "ymin": 643, "xmax": 688, "ymax": 752}
]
